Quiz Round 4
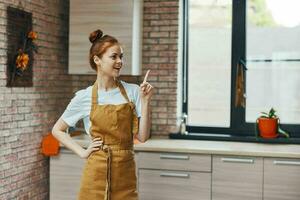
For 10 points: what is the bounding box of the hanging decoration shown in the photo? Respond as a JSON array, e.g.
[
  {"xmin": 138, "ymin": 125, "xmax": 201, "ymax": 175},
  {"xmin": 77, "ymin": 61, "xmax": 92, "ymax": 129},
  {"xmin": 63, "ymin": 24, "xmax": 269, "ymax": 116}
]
[{"xmin": 6, "ymin": 6, "xmax": 37, "ymax": 87}]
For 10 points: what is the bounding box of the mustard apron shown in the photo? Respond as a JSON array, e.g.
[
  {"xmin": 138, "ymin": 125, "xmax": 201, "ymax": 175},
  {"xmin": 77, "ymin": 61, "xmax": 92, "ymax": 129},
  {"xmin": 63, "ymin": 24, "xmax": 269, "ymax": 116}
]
[{"xmin": 78, "ymin": 79, "xmax": 139, "ymax": 200}]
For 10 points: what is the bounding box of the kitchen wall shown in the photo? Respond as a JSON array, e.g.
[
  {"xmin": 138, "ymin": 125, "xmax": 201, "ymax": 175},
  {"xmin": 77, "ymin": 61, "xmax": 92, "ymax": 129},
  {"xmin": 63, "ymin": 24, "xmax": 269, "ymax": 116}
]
[
  {"xmin": 143, "ymin": 0, "xmax": 179, "ymax": 135},
  {"xmin": 0, "ymin": 0, "xmax": 179, "ymax": 199}
]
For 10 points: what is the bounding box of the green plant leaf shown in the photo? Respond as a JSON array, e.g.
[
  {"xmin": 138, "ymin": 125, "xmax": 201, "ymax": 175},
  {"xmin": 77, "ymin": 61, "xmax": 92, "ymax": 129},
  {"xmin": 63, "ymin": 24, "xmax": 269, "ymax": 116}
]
[
  {"xmin": 278, "ymin": 127, "xmax": 290, "ymax": 138},
  {"xmin": 269, "ymin": 108, "xmax": 276, "ymax": 118},
  {"xmin": 260, "ymin": 108, "xmax": 278, "ymax": 119},
  {"xmin": 259, "ymin": 114, "xmax": 269, "ymax": 118},
  {"xmin": 259, "ymin": 116, "xmax": 267, "ymax": 118},
  {"xmin": 261, "ymin": 112, "xmax": 269, "ymax": 115}
]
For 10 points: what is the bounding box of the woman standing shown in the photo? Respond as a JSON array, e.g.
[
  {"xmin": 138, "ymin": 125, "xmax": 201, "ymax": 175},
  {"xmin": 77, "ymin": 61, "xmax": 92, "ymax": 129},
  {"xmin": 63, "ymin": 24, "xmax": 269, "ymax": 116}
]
[{"xmin": 52, "ymin": 29, "xmax": 153, "ymax": 200}]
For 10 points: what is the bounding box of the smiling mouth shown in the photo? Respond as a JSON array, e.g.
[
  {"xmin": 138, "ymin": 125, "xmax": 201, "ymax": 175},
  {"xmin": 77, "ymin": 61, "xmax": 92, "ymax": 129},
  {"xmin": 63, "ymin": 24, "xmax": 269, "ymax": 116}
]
[{"xmin": 113, "ymin": 67, "xmax": 121, "ymax": 70}]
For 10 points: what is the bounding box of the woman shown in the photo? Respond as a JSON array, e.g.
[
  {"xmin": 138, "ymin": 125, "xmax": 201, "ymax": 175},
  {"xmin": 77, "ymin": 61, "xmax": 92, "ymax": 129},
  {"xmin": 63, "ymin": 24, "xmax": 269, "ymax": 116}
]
[{"xmin": 52, "ymin": 29, "xmax": 153, "ymax": 200}]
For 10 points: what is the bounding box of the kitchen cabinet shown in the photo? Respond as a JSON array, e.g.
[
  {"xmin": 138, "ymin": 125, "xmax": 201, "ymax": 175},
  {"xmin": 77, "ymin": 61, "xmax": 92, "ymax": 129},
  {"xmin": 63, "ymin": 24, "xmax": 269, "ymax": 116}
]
[
  {"xmin": 50, "ymin": 148, "xmax": 86, "ymax": 200},
  {"xmin": 69, "ymin": 0, "xmax": 143, "ymax": 75},
  {"xmin": 212, "ymin": 155, "xmax": 263, "ymax": 200},
  {"xmin": 138, "ymin": 169, "xmax": 211, "ymax": 200},
  {"xmin": 50, "ymin": 139, "xmax": 300, "ymax": 200},
  {"xmin": 137, "ymin": 152, "xmax": 211, "ymax": 172},
  {"xmin": 264, "ymin": 158, "xmax": 300, "ymax": 200},
  {"xmin": 136, "ymin": 152, "xmax": 212, "ymax": 200}
]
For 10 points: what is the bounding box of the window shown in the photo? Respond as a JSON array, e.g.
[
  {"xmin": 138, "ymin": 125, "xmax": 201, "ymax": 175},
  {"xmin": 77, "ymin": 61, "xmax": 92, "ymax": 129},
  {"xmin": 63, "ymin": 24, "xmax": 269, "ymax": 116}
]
[
  {"xmin": 187, "ymin": 0, "xmax": 232, "ymax": 128},
  {"xmin": 246, "ymin": 0, "xmax": 300, "ymax": 124},
  {"xmin": 182, "ymin": 0, "xmax": 300, "ymax": 139}
]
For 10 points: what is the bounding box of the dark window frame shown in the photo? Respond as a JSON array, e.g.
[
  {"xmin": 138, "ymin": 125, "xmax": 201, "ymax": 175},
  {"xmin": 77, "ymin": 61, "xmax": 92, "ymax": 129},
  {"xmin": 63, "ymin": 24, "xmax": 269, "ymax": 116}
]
[{"xmin": 182, "ymin": 0, "xmax": 300, "ymax": 138}]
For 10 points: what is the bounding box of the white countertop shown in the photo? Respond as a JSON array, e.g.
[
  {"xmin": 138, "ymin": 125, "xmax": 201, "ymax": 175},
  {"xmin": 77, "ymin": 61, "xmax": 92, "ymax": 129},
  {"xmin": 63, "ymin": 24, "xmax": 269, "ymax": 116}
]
[
  {"xmin": 134, "ymin": 138, "xmax": 300, "ymax": 158},
  {"xmin": 64, "ymin": 134, "xmax": 300, "ymax": 158}
]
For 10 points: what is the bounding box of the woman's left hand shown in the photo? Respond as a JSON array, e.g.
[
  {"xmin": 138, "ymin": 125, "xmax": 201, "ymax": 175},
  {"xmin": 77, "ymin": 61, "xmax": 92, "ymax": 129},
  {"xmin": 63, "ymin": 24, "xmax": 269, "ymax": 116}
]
[{"xmin": 140, "ymin": 70, "xmax": 154, "ymax": 101}]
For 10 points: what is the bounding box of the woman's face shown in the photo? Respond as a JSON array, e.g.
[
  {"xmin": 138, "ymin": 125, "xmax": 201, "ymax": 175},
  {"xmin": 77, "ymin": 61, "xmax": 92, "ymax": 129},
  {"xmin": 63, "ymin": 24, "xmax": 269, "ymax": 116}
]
[{"xmin": 94, "ymin": 44, "xmax": 123, "ymax": 78}]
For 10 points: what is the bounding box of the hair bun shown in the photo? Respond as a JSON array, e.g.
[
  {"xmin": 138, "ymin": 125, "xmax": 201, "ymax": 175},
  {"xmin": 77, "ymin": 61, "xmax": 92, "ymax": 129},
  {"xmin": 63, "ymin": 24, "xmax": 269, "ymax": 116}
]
[{"xmin": 89, "ymin": 29, "xmax": 103, "ymax": 43}]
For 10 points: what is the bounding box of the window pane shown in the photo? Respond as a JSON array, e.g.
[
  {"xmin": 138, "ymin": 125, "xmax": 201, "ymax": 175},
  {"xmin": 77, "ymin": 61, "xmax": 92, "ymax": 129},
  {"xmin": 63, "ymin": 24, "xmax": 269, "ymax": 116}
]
[
  {"xmin": 188, "ymin": 0, "xmax": 232, "ymax": 127},
  {"xmin": 246, "ymin": 0, "xmax": 300, "ymax": 124}
]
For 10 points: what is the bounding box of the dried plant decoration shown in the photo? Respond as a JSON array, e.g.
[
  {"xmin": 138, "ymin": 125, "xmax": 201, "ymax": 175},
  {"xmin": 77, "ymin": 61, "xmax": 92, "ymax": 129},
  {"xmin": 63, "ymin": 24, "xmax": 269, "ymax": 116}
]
[{"xmin": 6, "ymin": 6, "xmax": 38, "ymax": 87}]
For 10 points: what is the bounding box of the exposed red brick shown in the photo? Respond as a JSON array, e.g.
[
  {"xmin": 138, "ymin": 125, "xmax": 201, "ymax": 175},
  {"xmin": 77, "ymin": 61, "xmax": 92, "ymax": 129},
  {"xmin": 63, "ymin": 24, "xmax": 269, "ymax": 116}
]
[{"xmin": 149, "ymin": 31, "xmax": 169, "ymax": 38}]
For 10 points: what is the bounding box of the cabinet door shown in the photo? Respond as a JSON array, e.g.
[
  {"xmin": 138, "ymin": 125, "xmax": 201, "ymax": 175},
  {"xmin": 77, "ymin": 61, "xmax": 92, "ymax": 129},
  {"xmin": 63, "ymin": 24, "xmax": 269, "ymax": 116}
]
[
  {"xmin": 264, "ymin": 158, "xmax": 300, "ymax": 200},
  {"xmin": 138, "ymin": 169, "xmax": 211, "ymax": 200},
  {"xmin": 50, "ymin": 149, "xmax": 86, "ymax": 200},
  {"xmin": 212, "ymin": 155, "xmax": 263, "ymax": 200}
]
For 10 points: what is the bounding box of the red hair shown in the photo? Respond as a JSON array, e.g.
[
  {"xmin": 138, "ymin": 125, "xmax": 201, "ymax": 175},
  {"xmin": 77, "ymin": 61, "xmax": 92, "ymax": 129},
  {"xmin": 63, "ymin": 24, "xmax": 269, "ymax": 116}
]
[{"xmin": 88, "ymin": 29, "xmax": 119, "ymax": 71}]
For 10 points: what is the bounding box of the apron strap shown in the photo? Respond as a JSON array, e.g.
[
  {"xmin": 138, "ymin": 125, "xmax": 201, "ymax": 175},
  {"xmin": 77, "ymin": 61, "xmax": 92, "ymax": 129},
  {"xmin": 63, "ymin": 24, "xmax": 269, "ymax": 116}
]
[
  {"xmin": 91, "ymin": 80, "xmax": 98, "ymax": 105},
  {"xmin": 116, "ymin": 79, "xmax": 140, "ymax": 118},
  {"xmin": 116, "ymin": 79, "xmax": 131, "ymax": 103},
  {"xmin": 102, "ymin": 145, "xmax": 112, "ymax": 200},
  {"xmin": 92, "ymin": 79, "xmax": 132, "ymax": 104}
]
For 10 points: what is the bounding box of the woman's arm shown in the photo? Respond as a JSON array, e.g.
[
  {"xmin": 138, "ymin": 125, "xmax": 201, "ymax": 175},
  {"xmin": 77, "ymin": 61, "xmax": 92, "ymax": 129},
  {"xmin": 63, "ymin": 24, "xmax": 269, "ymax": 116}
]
[
  {"xmin": 137, "ymin": 70, "xmax": 154, "ymax": 143},
  {"xmin": 137, "ymin": 100, "xmax": 151, "ymax": 143},
  {"xmin": 52, "ymin": 118, "xmax": 102, "ymax": 158}
]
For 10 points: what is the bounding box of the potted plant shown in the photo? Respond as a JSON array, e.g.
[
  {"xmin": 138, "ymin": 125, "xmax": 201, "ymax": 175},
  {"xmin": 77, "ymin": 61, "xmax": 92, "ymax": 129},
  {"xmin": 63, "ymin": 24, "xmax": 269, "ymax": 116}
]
[{"xmin": 256, "ymin": 108, "xmax": 289, "ymax": 139}]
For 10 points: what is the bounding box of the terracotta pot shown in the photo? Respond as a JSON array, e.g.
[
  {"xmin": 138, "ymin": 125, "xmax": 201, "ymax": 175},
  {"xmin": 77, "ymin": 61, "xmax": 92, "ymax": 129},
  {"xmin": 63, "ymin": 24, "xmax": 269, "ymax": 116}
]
[{"xmin": 258, "ymin": 118, "xmax": 278, "ymax": 138}]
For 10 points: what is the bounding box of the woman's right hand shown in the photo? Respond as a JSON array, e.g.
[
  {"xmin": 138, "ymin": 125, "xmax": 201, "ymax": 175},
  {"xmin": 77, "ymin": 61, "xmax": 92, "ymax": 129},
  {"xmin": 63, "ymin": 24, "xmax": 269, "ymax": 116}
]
[{"xmin": 80, "ymin": 137, "xmax": 103, "ymax": 159}]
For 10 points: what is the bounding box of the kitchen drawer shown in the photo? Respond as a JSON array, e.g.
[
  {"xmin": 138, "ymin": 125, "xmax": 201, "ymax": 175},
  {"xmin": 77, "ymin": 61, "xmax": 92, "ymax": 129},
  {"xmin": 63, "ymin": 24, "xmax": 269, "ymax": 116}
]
[
  {"xmin": 138, "ymin": 169, "xmax": 211, "ymax": 200},
  {"xmin": 264, "ymin": 157, "xmax": 300, "ymax": 200},
  {"xmin": 212, "ymin": 155, "xmax": 263, "ymax": 200},
  {"xmin": 136, "ymin": 152, "xmax": 211, "ymax": 172}
]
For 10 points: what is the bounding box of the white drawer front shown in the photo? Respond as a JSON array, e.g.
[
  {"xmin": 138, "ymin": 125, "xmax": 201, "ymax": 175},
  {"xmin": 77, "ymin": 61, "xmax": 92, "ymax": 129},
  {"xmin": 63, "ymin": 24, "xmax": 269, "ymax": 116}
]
[
  {"xmin": 212, "ymin": 155, "xmax": 263, "ymax": 200},
  {"xmin": 138, "ymin": 169, "xmax": 211, "ymax": 200},
  {"xmin": 137, "ymin": 152, "xmax": 211, "ymax": 172},
  {"xmin": 264, "ymin": 158, "xmax": 300, "ymax": 200}
]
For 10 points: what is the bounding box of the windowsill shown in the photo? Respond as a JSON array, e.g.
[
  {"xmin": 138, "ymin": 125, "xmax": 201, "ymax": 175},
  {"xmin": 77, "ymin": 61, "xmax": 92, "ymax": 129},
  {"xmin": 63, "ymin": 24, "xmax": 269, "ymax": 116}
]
[{"xmin": 169, "ymin": 132, "xmax": 300, "ymax": 144}]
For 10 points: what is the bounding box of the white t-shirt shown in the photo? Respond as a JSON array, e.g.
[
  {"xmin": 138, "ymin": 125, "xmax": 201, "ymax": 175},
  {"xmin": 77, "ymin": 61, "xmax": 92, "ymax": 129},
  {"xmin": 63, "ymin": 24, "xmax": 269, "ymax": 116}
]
[{"xmin": 60, "ymin": 80, "xmax": 141, "ymax": 136}]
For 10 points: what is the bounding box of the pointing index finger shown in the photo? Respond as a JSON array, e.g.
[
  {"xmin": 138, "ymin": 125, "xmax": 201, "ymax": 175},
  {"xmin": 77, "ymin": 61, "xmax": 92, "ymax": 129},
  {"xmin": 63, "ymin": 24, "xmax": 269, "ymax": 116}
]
[{"xmin": 143, "ymin": 70, "xmax": 151, "ymax": 84}]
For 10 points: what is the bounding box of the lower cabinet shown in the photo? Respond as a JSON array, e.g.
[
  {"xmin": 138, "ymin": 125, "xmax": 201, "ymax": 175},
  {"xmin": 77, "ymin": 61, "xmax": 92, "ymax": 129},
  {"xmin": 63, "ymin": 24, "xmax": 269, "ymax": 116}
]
[
  {"xmin": 264, "ymin": 158, "xmax": 300, "ymax": 200},
  {"xmin": 50, "ymin": 149, "xmax": 86, "ymax": 200},
  {"xmin": 212, "ymin": 155, "xmax": 263, "ymax": 200},
  {"xmin": 51, "ymin": 147, "xmax": 300, "ymax": 200},
  {"xmin": 138, "ymin": 169, "xmax": 211, "ymax": 200},
  {"xmin": 136, "ymin": 152, "xmax": 212, "ymax": 200}
]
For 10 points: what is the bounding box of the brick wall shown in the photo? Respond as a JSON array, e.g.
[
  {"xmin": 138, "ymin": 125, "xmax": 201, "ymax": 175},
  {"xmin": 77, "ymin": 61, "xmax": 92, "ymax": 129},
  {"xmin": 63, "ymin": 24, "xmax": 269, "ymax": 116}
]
[
  {"xmin": 0, "ymin": 1, "xmax": 72, "ymax": 199},
  {"xmin": 0, "ymin": 0, "xmax": 179, "ymax": 199},
  {"xmin": 142, "ymin": 0, "xmax": 179, "ymax": 135}
]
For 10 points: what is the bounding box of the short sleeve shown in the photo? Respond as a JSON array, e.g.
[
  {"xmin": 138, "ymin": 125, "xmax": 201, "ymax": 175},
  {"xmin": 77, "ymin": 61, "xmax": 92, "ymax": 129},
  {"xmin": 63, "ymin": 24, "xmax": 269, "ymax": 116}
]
[
  {"xmin": 60, "ymin": 89, "xmax": 87, "ymax": 127},
  {"xmin": 133, "ymin": 84, "xmax": 142, "ymax": 118}
]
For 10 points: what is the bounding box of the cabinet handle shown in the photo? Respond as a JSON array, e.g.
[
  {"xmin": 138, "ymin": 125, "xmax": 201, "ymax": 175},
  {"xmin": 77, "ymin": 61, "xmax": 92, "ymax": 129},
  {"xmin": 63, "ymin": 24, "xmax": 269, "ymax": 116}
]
[
  {"xmin": 160, "ymin": 172, "xmax": 190, "ymax": 178},
  {"xmin": 221, "ymin": 157, "xmax": 254, "ymax": 164},
  {"xmin": 273, "ymin": 160, "xmax": 300, "ymax": 166},
  {"xmin": 160, "ymin": 154, "xmax": 190, "ymax": 160}
]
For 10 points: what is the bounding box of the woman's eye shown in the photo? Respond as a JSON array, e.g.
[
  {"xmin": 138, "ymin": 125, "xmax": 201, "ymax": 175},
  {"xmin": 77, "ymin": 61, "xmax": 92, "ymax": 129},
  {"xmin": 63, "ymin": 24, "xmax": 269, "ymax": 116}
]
[{"xmin": 111, "ymin": 55, "xmax": 123, "ymax": 60}]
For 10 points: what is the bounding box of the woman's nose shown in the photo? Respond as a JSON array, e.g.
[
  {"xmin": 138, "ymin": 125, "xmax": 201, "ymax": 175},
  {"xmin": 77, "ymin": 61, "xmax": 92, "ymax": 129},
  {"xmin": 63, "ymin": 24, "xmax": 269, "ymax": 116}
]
[{"xmin": 117, "ymin": 57, "xmax": 122, "ymax": 64}]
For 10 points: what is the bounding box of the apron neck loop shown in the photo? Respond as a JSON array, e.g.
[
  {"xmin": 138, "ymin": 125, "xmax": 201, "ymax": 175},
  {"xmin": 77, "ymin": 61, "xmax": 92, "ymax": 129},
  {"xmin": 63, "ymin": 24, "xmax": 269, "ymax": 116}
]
[
  {"xmin": 116, "ymin": 79, "xmax": 131, "ymax": 103},
  {"xmin": 91, "ymin": 79, "xmax": 131, "ymax": 105}
]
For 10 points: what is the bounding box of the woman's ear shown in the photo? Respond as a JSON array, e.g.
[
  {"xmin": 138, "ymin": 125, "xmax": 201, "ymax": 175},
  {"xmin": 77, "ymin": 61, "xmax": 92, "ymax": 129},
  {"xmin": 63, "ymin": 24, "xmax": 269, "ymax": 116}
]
[{"xmin": 93, "ymin": 55, "xmax": 101, "ymax": 66}]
